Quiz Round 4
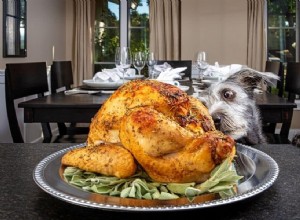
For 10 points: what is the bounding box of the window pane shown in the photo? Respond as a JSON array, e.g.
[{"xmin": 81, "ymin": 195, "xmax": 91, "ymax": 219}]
[
  {"xmin": 94, "ymin": 0, "xmax": 120, "ymax": 65},
  {"xmin": 20, "ymin": 0, "xmax": 26, "ymax": 18},
  {"xmin": 129, "ymin": 0, "xmax": 149, "ymax": 52},
  {"xmin": 6, "ymin": 16, "xmax": 16, "ymax": 56},
  {"xmin": 7, "ymin": 0, "xmax": 16, "ymax": 16},
  {"xmin": 268, "ymin": 28, "xmax": 296, "ymax": 62},
  {"xmin": 267, "ymin": 0, "xmax": 296, "ymax": 62},
  {"xmin": 94, "ymin": 0, "xmax": 149, "ymax": 71}
]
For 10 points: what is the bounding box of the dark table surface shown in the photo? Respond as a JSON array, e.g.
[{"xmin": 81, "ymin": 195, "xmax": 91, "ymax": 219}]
[
  {"xmin": 18, "ymin": 85, "xmax": 296, "ymax": 123},
  {"xmin": 18, "ymin": 84, "xmax": 297, "ymax": 139},
  {"xmin": 1, "ymin": 143, "xmax": 299, "ymax": 220}
]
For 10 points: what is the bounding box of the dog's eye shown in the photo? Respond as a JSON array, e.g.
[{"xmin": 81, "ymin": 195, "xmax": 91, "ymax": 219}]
[{"xmin": 222, "ymin": 89, "xmax": 235, "ymax": 101}]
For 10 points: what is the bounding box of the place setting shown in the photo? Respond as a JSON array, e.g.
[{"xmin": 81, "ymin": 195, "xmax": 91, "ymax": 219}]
[
  {"xmin": 78, "ymin": 49, "xmax": 191, "ymax": 94},
  {"xmin": 80, "ymin": 48, "xmax": 147, "ymax": 92}
]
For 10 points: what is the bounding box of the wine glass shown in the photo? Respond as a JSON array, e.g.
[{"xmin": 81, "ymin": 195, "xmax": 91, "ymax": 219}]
[
  {"xmin": 196, "ymin": 51, "xmax": 209, "ymax": 80},
  {"xmin": 115, "ymin": 47, "xmax": 132, "ymax": 82},
  {"xmin": 133, "ymin": 51, "xmax": 145, "ymax": 75},
  {"xmin": 147, "ymin": 52, "xmax": 157, "ymax": 79}
]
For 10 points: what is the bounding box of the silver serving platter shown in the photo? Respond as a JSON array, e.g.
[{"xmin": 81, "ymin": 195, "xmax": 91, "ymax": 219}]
[{"xmin": 33, "ymin": 143, "xmax": 279, "ymax": 212}]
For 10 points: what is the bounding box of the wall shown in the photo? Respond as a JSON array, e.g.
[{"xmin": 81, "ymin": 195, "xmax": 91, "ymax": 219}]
[
  {"xmin": 65, "ymin": 0, "xmax": 74, "ymax": 61},
  {"xmin": 0, "ymin": 0, "xmax": 67, "ymax": 68},
  {"xmin": 1, "ymin": 0, "xmax": 248, "ymax": 73},
  {"xmin": 0, "ymin": 0, "xmax": 299, "ymax": 141},
  {"xmin": 0, "ymin": 0, "xmax": 68, "ymax": 142},
  {"xmin": 181, "ymin": 0, "xmax": 247, "ymax": 66}
]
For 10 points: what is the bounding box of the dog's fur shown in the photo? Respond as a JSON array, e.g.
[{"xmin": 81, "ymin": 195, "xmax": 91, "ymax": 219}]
[{"xmin": 199, "ymin": 68, "xmax": 279, "ymax": 145}]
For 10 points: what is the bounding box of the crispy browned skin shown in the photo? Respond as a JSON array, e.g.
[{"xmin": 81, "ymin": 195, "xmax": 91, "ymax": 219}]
[
  {"xmin": 119, "ymin": 107, "xmax": 235, "ymax": 183},
  {"xmin": 87, "ymin": 80, "xmax": 215, "ymax": 146},
  {"xmin": 61, "ymin": 143, "xmax": 137, "ymax": 178},
  {"xmin": 64, "ymin": 80, "xmax": 235, "ymax": 183}
]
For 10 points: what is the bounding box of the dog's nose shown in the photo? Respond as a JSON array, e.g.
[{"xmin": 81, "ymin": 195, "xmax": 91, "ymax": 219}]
[{"xmin": 212, "ymin": 114, "xmax": 221, "ymax": 129}]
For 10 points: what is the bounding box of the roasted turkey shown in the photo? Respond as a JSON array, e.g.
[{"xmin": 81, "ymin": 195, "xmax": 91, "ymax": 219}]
[
  {"xmin": 61, "ymin": 143, "xmax": 137, "ymax": 178},
  {"xmin": 119, "ymin": 107, "xmax": 236, "ymax": 183},
  {"xmin": 62, "ymin": 80, "xmax": 236, "ymax": 183},
  {"xmin": 87, "ymin": 80, "xmax": 215, "ymax": 145}
]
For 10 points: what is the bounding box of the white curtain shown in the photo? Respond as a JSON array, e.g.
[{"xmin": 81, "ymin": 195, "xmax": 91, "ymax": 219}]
[
  {"xmin": 247, "ymin": 0, "xmax": 267, "ymax": 71},
  {"xmin": 73, "ymin": 0, "xmax": 95, "ymax": 87},
  {"xmin": 149, "ymin": 0, "xmax": 181, "ymax": 60}
]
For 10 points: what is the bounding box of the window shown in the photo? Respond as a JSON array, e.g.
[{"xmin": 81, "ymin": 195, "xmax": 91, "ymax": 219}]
[
  {"xmin": 2, "ymin": 0, "xmax": 27, "ymax": 57},
  {"xmin": 267, "ymin": 0, "xmax": 300, "ymax": 99},
  {"xmin": 267, "ymin": 0, "xmax": 299, "ymax": 63},
  {"xmin": 94, "ymin": 0, "xmax": 149, "ymax": 71}
]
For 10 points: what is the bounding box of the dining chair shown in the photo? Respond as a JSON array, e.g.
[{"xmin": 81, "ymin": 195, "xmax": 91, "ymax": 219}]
[
  {"xmin": 50, "ymin": 61, "xmax": 89, "ymax": 142},
  {"xmin": 264, "ymin": 62, "xmax": 300, "ymax": 144},
  {"xmin": 265, "ymin": 60, "xmax": 284, "ymax": 97},
  {"xmin": 156, "ymin": 60, "xmax": 192, "ymax": 80},
  {"xmin": 263, "ymin": 61, "xmax": 285, "ymax": 138},
  {"xmin": 5, "ymin": 62, "xmax": 52, "ymax": 143},
  {"xmin": 285, "ymin": 62, "xmax": 300, "ymax": 102}
]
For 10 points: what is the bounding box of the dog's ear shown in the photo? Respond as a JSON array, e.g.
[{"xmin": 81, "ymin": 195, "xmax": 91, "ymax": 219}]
[{"xmin": 224, "ymin": 68, "xmax": 280, "ymax": 95}]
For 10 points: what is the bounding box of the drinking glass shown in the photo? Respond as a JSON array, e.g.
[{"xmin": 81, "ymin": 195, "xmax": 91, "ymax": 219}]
[
  {"xmin": 133, "ymin": 51, "xmax": 145, "ymax": 75},
  {"xmin": 147, "ymin": 52, "xmax": 157, "ymax": 79},
  {"xmin": 115, "ymin": 47, "xmax": 132, "ymax": 82},
  {"xmin": 196, "ymin": 51, "xmax": 209, "ymax": 80}
]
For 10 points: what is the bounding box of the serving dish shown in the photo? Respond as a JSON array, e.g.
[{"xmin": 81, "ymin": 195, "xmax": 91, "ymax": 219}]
[{"xmin": 33, "ymin": 143, "xmax": 279, "ymax": 212}]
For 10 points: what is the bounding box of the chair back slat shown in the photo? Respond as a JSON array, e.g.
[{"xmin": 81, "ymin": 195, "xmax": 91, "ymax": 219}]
[
  {"xmin": 5, "ymin": 62, "xmax": 49, "ymax": 143},
  {"xmin": 6, "ymin": 62, "xmax": 48, "ymax": 99},
  {"xmin": 286, "ymin": 62, "xmax": 300, "ymax": 99},
  {"xmin": 51, "ymin": 61, "xmax": 74, "ymax": 93},
  {"xmin": 265, "ymin": 60, "xmax": 284, "ymax": 97}
]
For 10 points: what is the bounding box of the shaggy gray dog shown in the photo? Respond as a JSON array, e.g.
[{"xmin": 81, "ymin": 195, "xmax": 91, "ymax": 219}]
[{"xmin": 199, "ymin": 68, "xmax": 279, "ymax": 145}]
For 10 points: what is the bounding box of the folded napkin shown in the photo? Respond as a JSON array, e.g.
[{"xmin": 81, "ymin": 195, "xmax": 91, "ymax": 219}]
[
  {"xmin": 154, "ymin": 62, "xmax": 172, "ymax": 73},
  {"xmin": 153, "ymin": 62, "xmax": 187, "ymax": 80},
  {"xmin": 93, "ymin": 68, "xmax": 122, "ymax": 82},
  {"xmin": 156, "ymin": 67, "xmax": 187, "ymax": 80}
]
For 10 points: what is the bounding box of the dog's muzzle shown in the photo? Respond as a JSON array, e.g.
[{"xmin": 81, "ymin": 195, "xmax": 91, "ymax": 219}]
[{"xmin": 212, "ymin": 114, "xmax": 222, "ymax": 130}]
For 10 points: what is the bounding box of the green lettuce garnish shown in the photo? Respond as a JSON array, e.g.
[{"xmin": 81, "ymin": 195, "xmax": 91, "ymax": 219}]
[{"xmin": 63, "ymin": 157, "xmax": 243, "ymax": 201}]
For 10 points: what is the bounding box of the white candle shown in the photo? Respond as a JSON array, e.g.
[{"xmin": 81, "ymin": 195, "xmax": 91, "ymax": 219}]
[{"xmin": 52, "ymin": 46, "xmax": 55, "ymax": 61}]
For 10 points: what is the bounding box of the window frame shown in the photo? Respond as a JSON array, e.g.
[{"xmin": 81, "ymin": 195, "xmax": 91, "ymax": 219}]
[
  {"xmin": 2, "ymin": 0, "xmax": 27, "ymax": 58},
  {"xmin": 267, "ymin": 0, "xmax": 300, "ymax": 62}
]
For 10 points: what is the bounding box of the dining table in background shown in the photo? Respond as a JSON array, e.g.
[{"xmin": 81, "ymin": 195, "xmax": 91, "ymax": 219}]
[
  {"xmin": 0, "ymin": 142, "xmax": 299, "ymax": 219},
  {"xmin": 254, "ymin": 92, "xmax": 297, "ymax": 137},
  {"xmin": 18, "ymin": 81, "xmax": 297, "ymax": 140}
]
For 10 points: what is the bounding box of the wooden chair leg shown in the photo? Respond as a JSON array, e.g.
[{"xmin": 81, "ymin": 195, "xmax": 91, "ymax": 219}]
[
  {"xmin": 41, "ymin": 123, "xmax": 52, "ymax": 143},
  {"xmin": 57, "ymin": 123, "xmax": 67, "ymax": 135}
]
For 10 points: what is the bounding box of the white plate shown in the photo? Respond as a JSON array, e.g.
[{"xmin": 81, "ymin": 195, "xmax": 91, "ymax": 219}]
[
  {"xmin": 203, "ymin": 76, "xmax": 219, "ymax": 81},
  {"xmin": 179, "ymin": 85, "xmax": 189, "ymax": 92},
  {"xmin": 83, "ymin": 79, "xmax": 126, "ymax": 89},
  {"xmin": 33, "ymin": 143, "xmax": 279, "ymax": 212},
  {"xmin": 124, "ymin": 75, "xmax": 145, "ymax": 80},
  {"xmin": 201, "ymin": 79, "xmax": 219, "ymax": 86},
  {"xmin": 101, "ymin": 90, "xmax": 115, "ymax": 94}
]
